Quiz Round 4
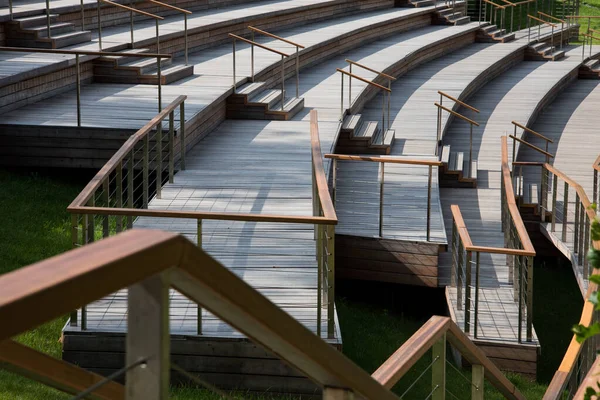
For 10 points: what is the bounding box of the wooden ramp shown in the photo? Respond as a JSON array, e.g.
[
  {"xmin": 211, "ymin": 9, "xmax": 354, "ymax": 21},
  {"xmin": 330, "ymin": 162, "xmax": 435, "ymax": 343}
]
[{"xmin": 439, "ymin": 47, "xmax": 590, "ymax": 375}]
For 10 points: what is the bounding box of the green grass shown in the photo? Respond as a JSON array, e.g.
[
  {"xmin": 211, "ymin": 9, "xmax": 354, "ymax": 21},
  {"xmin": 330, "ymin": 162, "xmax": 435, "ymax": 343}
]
[{"xmin": 0, "ymin": 168, "xmax": 581, "ymax": 399}]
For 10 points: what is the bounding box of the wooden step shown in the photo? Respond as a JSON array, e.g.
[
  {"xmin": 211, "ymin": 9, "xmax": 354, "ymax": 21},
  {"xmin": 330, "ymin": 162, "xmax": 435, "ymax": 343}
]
[
  {"xmin": 353, "ymin": 121, "xmax": 379, "ymax": 145},
  {"xmin": 495, "ymin": 32, "xmax": 515, "ymax": 43},
  {"xmin": 469, "ymin": 160, "xmax": 478, "ymax": 181},
  {"xmin": 451, "ymin": 16, "xmax": 471, "ymax": 25},
  {"xmin": 545, "ymin": 50, "xmax": 565, "ymax": 61},
  {"xmin": 341, "ymin": 114, "xmax": 363, "ymax": 133},
  {"xmin": 95, "ymin": 49, "xmax": 152, "ymax": 66},
  {"xmin": 95, "ymin": 63, "xmax": 193, "ymax": 84},
  {"xmin": 11, "ymin": 14, "xmax": 59, "ymax": 29},
  {"xmin": 441, "ymin": 145, "xmax": 451, "ymax": 165},
  {"xmin": 147, "ymin": 64, "xmax": 194, "ymax": 84},
  {"xmin": 31, "ymin": 22, "xmax": 75, "ymax": 38},
  {"xmin": 523, "ymin": 183, "xmax": 539, "ymax": 206},
  {"xmin": 411, "ymin": 0, "xmax": 436, "ymax": 6},
  {"xmin": 267, "ymin": 97, "xmax": 305, "ymax": 120},
  {"xmin": 584, "ymin": 59, "xmax": 600, "ymax": 70},
  {"xmin": 44, "ymin": 31, "xmax": 92, "ymax": 48},
  {"xmin": 448, "ymin": 151, "xmax": 464, "ymax": 173},
  {"xmin": 236, "ymin": 82, "xmax": 267, "ymax": 97},
  {"xmin": 248, "ymin": 89, "xmax": 283, "ymax": 109},
  {"xmin": 513, "ymin": 175, "xmax": 524, "ymax": 199}
]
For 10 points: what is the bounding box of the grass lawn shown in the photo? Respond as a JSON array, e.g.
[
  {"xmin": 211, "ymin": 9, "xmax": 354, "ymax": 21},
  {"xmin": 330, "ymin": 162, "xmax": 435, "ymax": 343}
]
[{"xmin": 0, "ymin": 168, "xmax": 579, "ymax": 399}]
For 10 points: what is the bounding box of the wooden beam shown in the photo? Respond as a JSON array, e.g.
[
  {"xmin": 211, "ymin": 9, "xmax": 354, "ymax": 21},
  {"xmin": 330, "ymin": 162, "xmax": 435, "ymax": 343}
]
[{"xmin": 0, "ymin": 340, "xmax": 124, "ymax": 400}]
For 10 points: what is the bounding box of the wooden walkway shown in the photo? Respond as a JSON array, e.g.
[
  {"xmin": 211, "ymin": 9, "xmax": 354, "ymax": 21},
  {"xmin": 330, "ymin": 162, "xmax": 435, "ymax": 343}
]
[
  {"xmin": 440, "ymin": 47, "xmax": 587, "ymax": 344},
  {"xmin": 0, "ymin": 6, "xmax": 429, "ymax": 128},
  {"xmin": 517, "ymin": 78, "xmax": 600, "ymax": 293},
  {"xmin": 66, "ymin": 119, "xmax": 341, "ymax": 340}
]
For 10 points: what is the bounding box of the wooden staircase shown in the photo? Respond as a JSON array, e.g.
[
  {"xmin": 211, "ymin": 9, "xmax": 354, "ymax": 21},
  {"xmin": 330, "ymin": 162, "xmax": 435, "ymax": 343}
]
[
  {"xmin": 436, "ymin": 6, "xmax": 471, "ymax": 25},
  {"xmin": 226, "ymin": 82, "xmax": 305, "ymax": 121},
  {"xmin": 439, "ymin": 145, "xmax": 477, "ymax": 187},
  {"xmin": 5, "ymin": 14, "xmax": 92, "ymax": 48},
  {"xmin": 528, "ymin": 42, "xmax": 566, "ymax": 61},
  {"xmin": 93, "ymin": 49, "xmax": 194, "ymax": 85},
  {"xmin": 476, "ymin": 23, "xmax": 516, "ymax": 42},
  {"xmin": 335, "ymin": 113, "xmax": 395, "ymax": 155},
  {"xmin": 513, "ymin": 174, "xmax": 544, "ymax": 219},
  {"xmin": 579, "ymin": 58, "xmax": 600, "ymax": 79}
]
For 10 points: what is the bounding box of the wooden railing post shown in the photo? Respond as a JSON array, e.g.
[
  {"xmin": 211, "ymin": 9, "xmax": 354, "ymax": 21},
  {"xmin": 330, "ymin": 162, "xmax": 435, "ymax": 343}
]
[
  {"xmin": 432, "ymin": 334, "xmax": 446, "ymax": 400},
  {"xmin": 472, "ymin": 364, "xmax": 484, "ymax": 400},
  {"xmin": 126, "ymin": 273, "xmax": 170, "ymax": 400},
  {"xmin": 323, "ymin": 388, "xmax": 353, "ymax": 400}
]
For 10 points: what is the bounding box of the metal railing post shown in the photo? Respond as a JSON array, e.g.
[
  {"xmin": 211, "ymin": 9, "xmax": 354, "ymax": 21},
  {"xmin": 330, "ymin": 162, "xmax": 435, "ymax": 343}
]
[
  {"xmin": 251, "ymin": 30, "xmax": 254, "ymax": 82},
  {"xmin": 427, "ymin": 165, "xmax": 432, "ymax": 242},
  {"xmin": 156, "ymin": 124, "xmax": 162, "ymax": 199},
  {"xmin": 184, "ymin": 14, "xmax": 188, "ymax": 65},
  {"xmin": 379, "ymin": 162, "xmax": 385, "ymax": 238},
  {"xmin": 46, "ymin": 0, "xmax": 51, "ymax": 39},
  {"xmin": 326, "ymin": 225, "xmax": 335, "ymax": 339},
  {"xmin": 457, "ymin": 240, "xmax": 464, "ymax": 310},
  {"xmin": 232, "ymin": 38, "xmax": 236, "ymax": 92},
  {"xmin": 281, "ymin": 55, "xmax": 285, "ymax": 111},
  {"xmin": 518, "ymin": 255, "xmax": 523, "ymax": 343},
  {"xmin": 562, "ymin": 181, "xmax": 568, "ymax": 242},
  {"xmin": 381, "ymin": 88, "xmax": 385, "ymax": 132},
  {"xmin": 574, "ymin": 194, "xmax": 580, "ymax": 253},
  {"xmin": 143, "ymin": 135, "xmax": 149, "ymax": 208},
  {"xmin": 332, "ymin": 159, "xmax": 337, "ymax": 207},
  {"xmin": 469, "ymin": 123, "xmax": 473, "ymax": 169},
  {"xmin": 129, "ymin": 0, "xmax": 134, "ymax": 46},
  {"xmin": 157, "ymin": 56, "xmax": 162, "ymax": 112},
  {"xmin": 594, "ymin": 169, "xmax": 599, "ymax": 205},
  {"xmin": 348, "ymin": 63, "xmax": 352, "ymax": 108},
  {"xmin": 431, "ymin": 334, "xmax": 446, "ymax": 400},
  {"xmin": 340, "ymin": 72, "xmax": 344, "ymax": 121},
  {"xmin": 197, "ymin": 219, "xmax": 202, "ymax": 335},
  {"xmin": 451, "ymin": 221, "xmax": 457, "ymax": 287},
  {"xmin": 168, "ymin": 112, "xmax": 174, "ymax": 183},
  {"xmin": 296, "ymin": 45, "xmax": 299, "ymax": 98},
  {"xmin": 526, "ymin": 255, "xmax": 533, "ymax": 342},
  {"xmin": 155, "ymin": 19, "xmax": 160, "ymax": 54},
  {"xmin": 541, "ymin": 166, "xmax": 548, "ymax": 220},
  {"xmin": 551, "ymin": 173, "xmax": 557, "ymax": 231},
  {"xmin": 387, "ymin": 80, "xmax": 391, "ymax": 131},
  {"xmin": 180, "ymin": 102, "xmax": 185, "ymax": 170},
  {"xmin": 116, "ymin": 162, "xmax": 123, "ymax": 233},
  {"xmin": 80, "ymin": 0, "xmax": 85, "ymax": 30},
  {"xmin": 464, "ymin": 250, "xmax": 472, "ymax": 334},
  {"xmin": 9, "ymin": 0, "xmax": 13, "ymax": 19},
  {"xmin": 97, "ymin": 0, "xmax": 102, "ymax": 50},
  {"xmin": 474, "ymin": 251, "xmax": 480, "ymax": 339},
  {"xmin": 317, "ymin": 224, "xmax": 322, "ymax": 337},
  {"xmin": 76, "ymin": 54, "xmax": 81, "ymax": 127},
  {"xmin": 127, "ymin": 151, "xmax": 134, "ymax": 229}
]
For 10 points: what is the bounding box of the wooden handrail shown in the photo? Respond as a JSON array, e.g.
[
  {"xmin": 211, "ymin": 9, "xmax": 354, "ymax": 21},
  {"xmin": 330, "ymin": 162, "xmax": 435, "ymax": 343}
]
[
  {"xmin": 99, "ymin": 0, "xmax": 164, "ymax": 19},
  {"xmin": 324, "ymin": 154, "xmax": 441, "ymax": 166},
  {"xmin": 147, "ymin": 0, "xmax": 192, "ymax": 14},
  {"xmin": 512, "ymin": 121, "xmax": 554, "ymax": 143},
  {"xmin": 512, "ymin": 161, "xmax": 545, "ymax": 166},
  {"xmin": 0, "ymin": 340, "xmax": 124, "ymax": 400},
  {"xmin": 69, "ymin": 98, "xmax": 337, "ymax": 225},
  {"xmin": 434, "ymin": 103, "xmax": 480, "ymax": 126},
  {"xmin": 0, "ymin": 46, "xmax": 171, "ymax": 58},
  {"xmin": 483, "ymin": 0, "xmax": 507, "ymax": 9},
  {"xmin": 573, "ymin": 358, "xmax": 600, "ymax": 399},
  {"xmin": 528, "ymin": 14, "xmax": 557, "ymax": 27},
  {"xmin": 228, "ymin": 33, "xmax": 290, "ymax": 57},
  {"xmin": 501, "ymin": 136, "xmax": 536, "ymax": 254},
  {"xmin": 336, "ymin": 69, "xmax": 392, "ymax": 92},
  {"xmin": 371, "ymin": 316, "xmax": 526, "ymax": 400},
  {"xmin": 543, "ymin": 163, "xmax": 595, "ymax": 221},
  {"xmin": 69, "ymin": 96, "xmax": 186, "ymax": 209},
  {"xmin": 248, "ymin": 26, "xmax": 305, "ymax": 49},
  {"xmin": 582, "ymin": 33, "xmax": 600, "ymax": 42},
  {"xmin": 538, "ymin": 11, "xmax": 565, "ymax": 23},
  {"xmin": 451, "ymin": 204, "xmax": 474, "ymax": 248},
  {"xmin": 345, "ymin": 59, "xmax": 396, "ymax": 81},
  {"xmin": 311, "ymin": 110, "xmax": 337, "ymax": 220},
  {"xmin": 509, "ymin": 135, "xmax": 554, "ymax": 158},
  {"xmin": 0, "ymin": 230, "xmax": 399, "ymax": 400},
  {"xmin": 438, "ymin": 91, "xmax": 480, "ymax": 113}
]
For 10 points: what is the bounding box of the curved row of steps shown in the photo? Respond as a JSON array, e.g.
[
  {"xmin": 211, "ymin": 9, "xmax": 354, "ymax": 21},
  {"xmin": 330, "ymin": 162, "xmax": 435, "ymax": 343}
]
[
  {"xmin": 5, "ymin": 13, "xmax": 91, "ymax": 48},
  {"xmin": 226, "ymin": 82, "xmax": 305, "ymax": 121},
  {"xmin": 439, "ymin": 144, "xmax": 477, "ymax": 187},
  {"xmin": 476, "ymin": 23, "xmax": 516, "ymax": 43},
  {"xmin": 336, "ymin": 113, "xmax": 395, "ymax": 155},
  {"xmin": 93, "ymin": 49, "xmax": 194, "ymax": 85},
  {"xmin": 436, "ymin": 7, "xmax": 470, "ymax": 25}
]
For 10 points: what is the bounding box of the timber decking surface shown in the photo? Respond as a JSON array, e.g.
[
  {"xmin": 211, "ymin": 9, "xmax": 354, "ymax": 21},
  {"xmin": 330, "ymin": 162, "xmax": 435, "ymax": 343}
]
[
  {"xmin": 66, "ymin": 119, "xmax": 342, "ymax": 340},
  {"xmin": 440, "ymin": 46, "xmax": 588, "ymax": 344},
  {"xmin": 0, "ymin": 6, "xmax": 430, "ymax": 128},
  {"xmin": 517, "ymin": 79, "xmax": 600, "ymax": 293}
]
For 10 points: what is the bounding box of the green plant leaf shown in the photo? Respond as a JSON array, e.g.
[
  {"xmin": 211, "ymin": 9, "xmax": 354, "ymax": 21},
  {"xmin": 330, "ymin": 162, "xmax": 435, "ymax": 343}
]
[
  {"xmin": 589, "ymin": 275, "xmax": 600, "ymax": 285},
  {"xmin": 573, "ymin": 322, "xmax": 600, "ymax": 343},
  {"xmin": 591, "ymin": 218, "xmax": 600, "ymax": 242},
  {"xmin": 590, "ymin": 249, "xmax": 600, "ymax": 271}
]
